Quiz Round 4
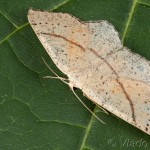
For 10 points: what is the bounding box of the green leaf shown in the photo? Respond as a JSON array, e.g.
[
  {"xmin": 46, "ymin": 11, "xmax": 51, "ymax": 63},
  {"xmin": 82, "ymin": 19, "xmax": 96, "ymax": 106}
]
[{"xmin": 0, "ymin": 0, "xmax": 150, "ymax": 150}]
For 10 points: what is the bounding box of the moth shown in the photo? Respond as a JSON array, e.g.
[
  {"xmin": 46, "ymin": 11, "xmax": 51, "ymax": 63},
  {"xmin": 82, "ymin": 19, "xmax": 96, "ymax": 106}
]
[{"xmin": 28, "ymin": 9, "xmax": 150, "ymax": 135}]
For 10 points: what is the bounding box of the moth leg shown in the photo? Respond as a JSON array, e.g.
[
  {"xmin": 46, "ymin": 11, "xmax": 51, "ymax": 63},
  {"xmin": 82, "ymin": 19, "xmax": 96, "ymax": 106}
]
[
  {"xmin": 70, "ymin": 86, "xmax": 105, "ymax": 124},
  {"xmin": 42, "ymin": 57, "xmax": 105, "ymax": 123},
  {"xmin": 43, "ymin": 76, "xmax": 68, "ymax": 81},
  {"xmin": 83, "ymin": 93, "xmax": 109, "ymax": 114}
]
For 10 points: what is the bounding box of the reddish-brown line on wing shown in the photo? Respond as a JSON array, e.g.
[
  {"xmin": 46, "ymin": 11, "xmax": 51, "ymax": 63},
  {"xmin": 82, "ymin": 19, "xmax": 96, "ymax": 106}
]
[
  {"xmin": 40, "ymin": 32, "xmax": 85, "ymax": 51},
  {"xmin": 40, "ymin": 32, "xmax": 136, "ymax": 122},
  {"xmin": 89, "ymin": 48, "xmax": 136, "ymax": 122},
  {"xmin": 116, "ymin": 79, "xmax": 136, "ymax": 122}
]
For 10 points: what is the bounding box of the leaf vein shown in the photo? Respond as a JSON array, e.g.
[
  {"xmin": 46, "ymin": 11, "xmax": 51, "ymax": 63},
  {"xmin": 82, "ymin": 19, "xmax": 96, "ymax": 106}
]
[
  {"xmin": 0, "ymin": 10, "xmax": 18, "ymax": 28},
  {"xmin": 122, "ymin": 0, "xmax": 138, "ymax": 43}
]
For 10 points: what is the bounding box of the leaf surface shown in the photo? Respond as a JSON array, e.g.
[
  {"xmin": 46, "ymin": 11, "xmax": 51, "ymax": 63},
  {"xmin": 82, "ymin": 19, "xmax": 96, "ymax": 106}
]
[{"xmin": 0, "ymin": 0, "xmax": 150, "ymax": 149}]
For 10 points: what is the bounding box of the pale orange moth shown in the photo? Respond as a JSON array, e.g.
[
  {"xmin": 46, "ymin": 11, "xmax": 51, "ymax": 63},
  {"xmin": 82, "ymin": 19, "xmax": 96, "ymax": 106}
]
[{"xmin": 28, "ymin": 9, "xmax": 150, "ymax": 135}]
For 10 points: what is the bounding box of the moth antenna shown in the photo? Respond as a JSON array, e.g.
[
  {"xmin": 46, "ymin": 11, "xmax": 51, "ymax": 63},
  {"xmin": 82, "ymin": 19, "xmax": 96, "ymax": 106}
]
[
  {"xmin": 42, "ymin": 57, "xmax": 69, "ymax": 84},
  {"xmin": 69, "ymin": 84, "xmax": 105, "ymax": 124},
  {"xmin": 42, "ymin": 57, "xmax": 105, "ymax": 124}
]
